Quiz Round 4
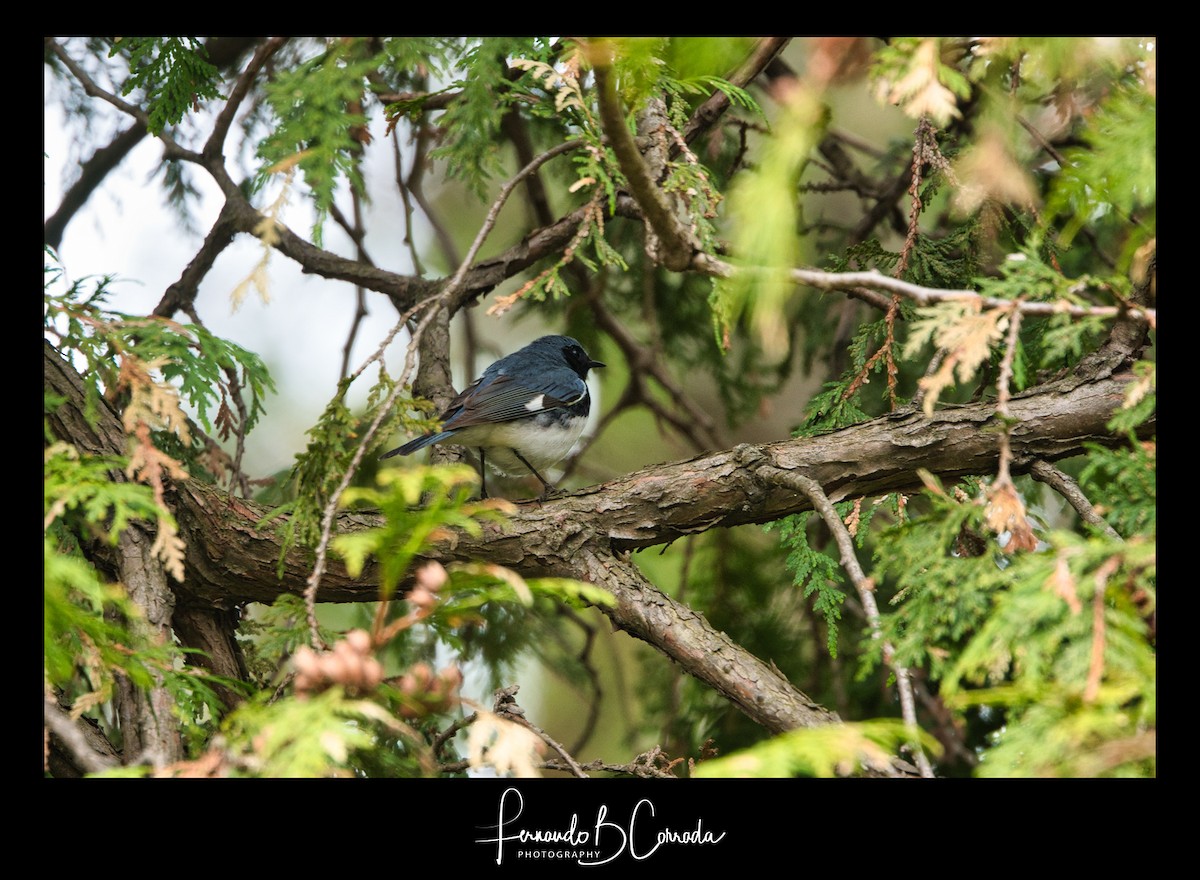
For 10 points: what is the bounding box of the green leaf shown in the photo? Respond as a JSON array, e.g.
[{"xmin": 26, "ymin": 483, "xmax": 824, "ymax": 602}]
[{"xmin": 113, "ymin": 37, "xmax": 223, "ymax": 135}]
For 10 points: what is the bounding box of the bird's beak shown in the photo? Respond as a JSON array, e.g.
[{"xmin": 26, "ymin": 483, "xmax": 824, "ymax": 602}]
[{"xmin": 590, "ymin": 359, "xmax": 606, "ymax": 369}]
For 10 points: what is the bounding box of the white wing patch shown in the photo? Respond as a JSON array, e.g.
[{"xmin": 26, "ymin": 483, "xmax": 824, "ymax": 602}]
[{"xmin": 524, "ymin": 394, "xmax": 545, "ymax": 412}]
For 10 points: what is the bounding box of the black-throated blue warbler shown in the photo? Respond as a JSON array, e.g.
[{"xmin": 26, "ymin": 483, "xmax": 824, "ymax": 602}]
[{"xmin": 381, "ymin": 335, "xmax": 605, "ymax": 498}]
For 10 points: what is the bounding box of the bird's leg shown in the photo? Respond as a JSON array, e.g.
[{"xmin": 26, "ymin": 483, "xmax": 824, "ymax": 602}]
[
  {"xmin": 477, "ymin": 448, "xmax": 489, "ymax": 499},
  {"xmin": 512, "ymin": 449, "xmax": 558, "ymax": 500}
]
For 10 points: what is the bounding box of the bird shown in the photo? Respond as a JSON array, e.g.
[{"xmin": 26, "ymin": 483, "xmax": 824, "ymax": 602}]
[{"xmin": 381, "ymin": 335, "xmax": 605, "ymax": 498}]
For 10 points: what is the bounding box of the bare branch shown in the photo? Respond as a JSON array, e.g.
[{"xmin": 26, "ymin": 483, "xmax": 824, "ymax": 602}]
[
  {"xmin": 44, "ymin": 694, "xmax": 120, "ymax": 775},
  {"xmin": 592, "ymin": 57, "xmax": 695, "ymax": 271},
  {"xmin": 681, "ymin": 37, "xmax": 791, "ymax": 144},
  {"xmin": 204, "ymin": 38, "xmax": 286, "ymax": 160},
  {"xmin": 759, "ymin": 468, "xmax": 933, "ymax": 777},
  {"xmin": 692, "ymin": 256, "xmax": 1158, "ymax": 325},
  {"xmin": 493, "ymin": 685, "xmax": 589, "ymax": 778},
  {"xmin": 1030, "ymin": 460, "xmax": 1122, "ymax": 540},
  {"xmin": 45, "ymin": 122, "xmax": 147, "ymax": 250}
]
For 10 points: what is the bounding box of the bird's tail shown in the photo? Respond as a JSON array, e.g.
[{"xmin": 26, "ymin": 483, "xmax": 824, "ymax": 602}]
[{"xmin": 380, "ymin": 430, "xmax": 454, "ymax": 459}]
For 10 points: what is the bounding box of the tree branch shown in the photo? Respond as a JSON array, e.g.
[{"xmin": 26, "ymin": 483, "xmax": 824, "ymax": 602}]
[
  {"xmin": 46, "ymin": 336, "xmax": 1149, "ymax": 742},
  {"xmin": 593, "ymin": 58, "xmax": 695, "ymax": 272},
  {"xmin": 1030, "ymin": 459, "xmax": 1122, "ymax": 540},
  {"xmin": 44, "ymin": 693, "xmax": 120, "ymax": 776},
  {"xmin": 681, "ymin": 37, "xmax": 791, "ymax": 145},
  {"xmin": 44, "ymin": 122, "xmax": 147, "ymax": 251},
  {"xmin": 760, "ymin": 467, "xmax": 933, "ymax": 776}
]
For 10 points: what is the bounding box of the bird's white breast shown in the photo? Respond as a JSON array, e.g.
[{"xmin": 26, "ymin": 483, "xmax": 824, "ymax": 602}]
[{"xmin": 451, "ymin": 416, "xmax": 587, "ymax": 475}]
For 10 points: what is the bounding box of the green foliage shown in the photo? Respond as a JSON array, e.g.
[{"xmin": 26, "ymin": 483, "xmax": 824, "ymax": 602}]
[
  {"xmin": 799, "ymin": 361, "xmax": 880, "ymax": 436},
  {"xmin": 942, "ymin": 530, "xmax": 1155, "ymax": 777},
  {"xmin": 45, "ymin": 531, "xmax": 231, "ymax": 755},
  {"xmin": 238, "ymin": 593, "xmax": 343, "ymax": 687},
  {"xmin": 862, "ymin": 465, "xmax": 1155, "ymax": 777},
  {"xmin": 1046, "ymin": 79, "xmax": 1157, "ymax": 261},
  {"xmin": 45, "ymin": 256, "xmax": 275, "ymax": 467},
  {"xmin": 257, "ymin": 38, "xmax": 386, "ymax": 241},
  {"xmin": 423, "ymin": 568, "xmax": 616, "ymax": 691},
  {"xmin": 870, "ymin": 492, "xmax": 1019, "ymax": 678},
  {"xmin": 112, "ymin": 37, "xmax": 222, "ymax": 135},
  {"xmin": 767, "ymin": 512, "xmax": 846, "ymax": 655},
  {"xmin": 44, "ymin": 535, "xmax": 158, "ymax": 694},
  {"xmin": 694, "ymin": 719, "xmax": 939, "ymax": 778},
  {"xmin": 1079, "ymin": 439, "xmax": 1156, "ymax": 538},
  {"xmin": 270, "ymin": 368, "xmax": 412, "ymax": 566},
  {"xmin": 46, "ymin": 36, "xmax": 1156, "ymax": 779},
  {"xmin": 427, "ymin": 38, "xmax": 560, "ymax": 195},
  {"xmin": 905, "ymin": 221, "xmax": 982, "ymax": 289},
  {"xmin": 219, "ymin": 688, "xmax": 401, "ymax": 777},
  {"xmin": 170, "ymin": 460, "xmax": 615, "ymax": 777},
  {"xmin": 335, "ymin": 464, "xmax": 499, "ymax": 598},
  {"xmin": 44, "ymin": 441, "xmax": 164, "ymax": 543}
]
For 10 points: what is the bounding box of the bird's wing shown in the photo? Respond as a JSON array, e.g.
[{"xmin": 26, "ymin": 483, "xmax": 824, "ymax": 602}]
[{"xmin": 441, "ymin": 371, "xmax": 587, "ymax": 429}]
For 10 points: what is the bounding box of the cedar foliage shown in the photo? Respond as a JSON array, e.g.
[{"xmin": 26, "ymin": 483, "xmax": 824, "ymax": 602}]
[{"xmin": 44, "ymin": 37, "xmax": 1155, "ymax": 778}]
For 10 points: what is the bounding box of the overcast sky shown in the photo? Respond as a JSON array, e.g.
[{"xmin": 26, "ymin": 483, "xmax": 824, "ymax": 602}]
[{"xmin": 43, "ymin": 80, "xmax": 440, "ymax": 477}]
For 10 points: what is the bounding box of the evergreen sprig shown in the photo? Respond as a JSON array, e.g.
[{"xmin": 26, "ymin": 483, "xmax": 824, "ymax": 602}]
[{"xmin": 112, "ymin": 37, "xmax": 223, "ymax": 135}]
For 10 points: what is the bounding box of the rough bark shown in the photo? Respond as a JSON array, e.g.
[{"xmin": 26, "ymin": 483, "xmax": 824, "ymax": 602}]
[
  {"xmin": 44, "ymin": 341, "xmax": 184, "ymax": 763},
  {"xmin": 112, "ymin": 523, "xmax": 183, "ymax": 765},
  {"xmin": 45, "ymin": 339, "xmax": 1148, "ymax": 737}
]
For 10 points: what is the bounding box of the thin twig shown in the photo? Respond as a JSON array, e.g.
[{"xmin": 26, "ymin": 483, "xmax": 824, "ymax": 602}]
[
  {"xmin": 493, "ymin": 686, "xmax": 589, "ymax": 778},
  {"xmin": 994, "ymin": 305, "xmax": 1024, "ymax": 485},
  {"xmin": 681, "ymin": 37, "xmax": 791, "ymax": 144},
  {"xmin": 392, "ymin": 133, "xmax": 428, "ymax": 277},
  {"xmin": 180, "ymin": 306, "xmax": 254, "ymax": 495},
  {"xmin": 557, "ymin": 606, "xmax": 604, "ymax": 756},
  {"xmin": 49, "ymin": 40, "xmax": 154, "ymax": 125},
  {"xmin": 692, "ymin": 256, "xmax": 1158, "ymax": 326},
  {"xmin": 1030, "ymin": 460, "xmax": 1122, "ymax": 540},
  {"xmin": 896, "ymin": 118, "xmax": 933, "ymax": 276},
  {"xmin": 584, "ymin": 286, "xmax": 724, "ymax": 450},
  {"xmin": 302, "ymin": 138, "xmax": 587, "ymax": 646},
  {"xmin": 329, "ymin": 196, "xmax": 374, "ymax": 381},
  {"xmin": 205, "ymin": 38, "xmax": 286, "ymax": 159},
  {"xmin": 432, "ymin": 711, "xmax": 479, "ymax": 759},
  {"xmin": 544, "ymin": 751, "xmax": 682, "ymax": 779},
  {"xmin": 760, "ymin": 466, "xmax": 935, "ymax": 778},
  {"xmin": 303, "ymin": 295, "xmax": 440, "ymax": 648}
]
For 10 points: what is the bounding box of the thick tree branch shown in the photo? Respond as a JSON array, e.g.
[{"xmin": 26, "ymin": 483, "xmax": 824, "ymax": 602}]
[
  {"xmin": 112, "ymin": 523, "xmax": 184, "ymax": 766},
  {"xmin": 572, "ymin": 549, "xmax": 836, "ymax": 732},
  {"xmin": 43, "ymin": 351, "xmax": 183, "ymax": 764},
  {"xmin": 47, "ymin": 339, "xmax": 1148, "ymax": 601},
  {"xmin": 44, "ymin": 123, "xmax": 147, "ymax": 251},
  {"xmin": 171, "ymin": 607, "xmax": 250, "ymax": 712},
  {"xmin": 593, "ymin": 60, "xmax": 695, "ymax": 272},
  {"xmin": 46, "ymin": 338, "xmax": 1149, "ymax": 742}
]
